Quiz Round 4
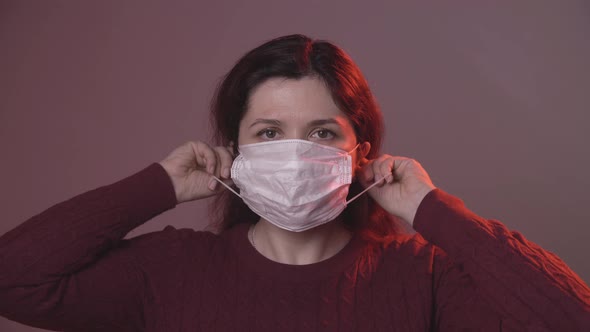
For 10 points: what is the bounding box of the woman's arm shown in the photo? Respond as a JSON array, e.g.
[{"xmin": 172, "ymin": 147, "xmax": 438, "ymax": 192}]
[
  {"xmin": 415, "ymin": 189, "xmax": 590, "ymax": 331},
  {"xmin": 0, "ymin": 163, "xmax": 178, "ymax": 331}
]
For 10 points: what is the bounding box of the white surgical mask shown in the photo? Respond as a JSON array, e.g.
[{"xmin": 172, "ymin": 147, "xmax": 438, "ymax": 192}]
[{"xmin": 212, "ymin": 139, "xmax": 389, "ymax": 232}]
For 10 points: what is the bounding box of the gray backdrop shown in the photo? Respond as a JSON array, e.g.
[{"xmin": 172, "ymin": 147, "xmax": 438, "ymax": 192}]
[{"xmin": 1, "ymin": 1, "xmax": 588, "ymax": 331}]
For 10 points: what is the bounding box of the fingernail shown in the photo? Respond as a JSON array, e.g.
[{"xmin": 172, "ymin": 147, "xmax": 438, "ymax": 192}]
[
  {"xmin": 208, "ymin": 178, "xmax": 217, "ymax": 191},
  {"xmin": 223, "ymin": 167, "xmax": 230, "ymax": 178}
]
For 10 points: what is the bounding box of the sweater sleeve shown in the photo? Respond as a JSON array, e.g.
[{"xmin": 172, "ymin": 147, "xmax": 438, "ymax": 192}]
[
  {"xmin": 0, "ymin": 163, "xmax": 178, "ymax": 331},
  {"xmin": 414, "ymin": 188, "xmax": 590, "ymax": 331}
]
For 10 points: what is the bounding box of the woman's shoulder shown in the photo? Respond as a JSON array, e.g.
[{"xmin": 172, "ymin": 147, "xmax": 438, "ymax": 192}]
[
  {"xmin": 117, "ymin": 225, "xmax": 223, "ymax": 267},
  {"xmin": 123, "ymin": 223, "xmax": 252, "ymax": 259},
  {"xmin": 378, "ymin": 230, "xmax": 449, "ymax": 268},
  {"xmin": 125, "ymin": 225, "xmax": 219, "ymax": 248}
]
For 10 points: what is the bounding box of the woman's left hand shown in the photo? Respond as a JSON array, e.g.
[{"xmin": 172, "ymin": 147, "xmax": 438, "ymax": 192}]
[{"xmin": 358, "ymin": 155, "xmax": 436, "ymax": 225}]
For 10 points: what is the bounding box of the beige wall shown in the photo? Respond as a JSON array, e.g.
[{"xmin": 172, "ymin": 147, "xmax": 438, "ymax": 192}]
[{"xmin": 1, "ymin": 1, "xmax": 588, "ymax": 330}]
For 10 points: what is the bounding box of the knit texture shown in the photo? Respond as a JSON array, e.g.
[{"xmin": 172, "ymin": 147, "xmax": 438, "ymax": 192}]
[{"xmin": 1, "ymin": 163, "xmax": 589, "ymax": 331}]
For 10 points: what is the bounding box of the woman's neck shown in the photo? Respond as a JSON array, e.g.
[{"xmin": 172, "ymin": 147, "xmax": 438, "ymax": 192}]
[{"xmin": 250, "ymin": 218, "xmax": 352, "ymax": 265}]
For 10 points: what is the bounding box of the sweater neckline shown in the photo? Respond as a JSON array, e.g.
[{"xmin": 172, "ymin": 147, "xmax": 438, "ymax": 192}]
[{"xmin": 229, "ymin": 222, "xmax": 365, "ymax": 282}]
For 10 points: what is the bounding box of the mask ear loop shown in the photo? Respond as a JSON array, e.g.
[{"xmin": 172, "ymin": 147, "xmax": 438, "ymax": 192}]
[
  {"xmin": 345, "ymin": 141, "xmax": 388, "ymax": 205},
  {"xmin": 345, "ymin": 173, "xmax": 393, "ymax": 205},
  {"xmin": 348, "ymin": 143, "xmax": 360, "ymax": 154},
  {"xmin": 212, "ymin": 143, "xmax": 385, "ymax": 205},
  {"xmin": 213, "ymin": 172, "xmax": 391, "ymax": 205},
  {"xmin": 211, "ymin": 176, "xmax": 242, "ymax": 198}
]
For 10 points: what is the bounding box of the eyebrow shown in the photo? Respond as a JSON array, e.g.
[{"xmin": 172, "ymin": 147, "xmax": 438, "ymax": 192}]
[
  {"xmin": 249, "ymin": 118, "xmax": 282, "ymax": 128},
  {"xmin": 308, "ymin": 118, "xmax": 340, "ymax": 126},
  {"xmin": 248, "ymin": 118, "xmax": 341, "ymax": 128}
]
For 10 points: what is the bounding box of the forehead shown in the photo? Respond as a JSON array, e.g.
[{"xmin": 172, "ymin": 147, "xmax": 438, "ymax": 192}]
[{"xmin": 243, "ymin": 76, "xmax": 347, "ymax": 122}]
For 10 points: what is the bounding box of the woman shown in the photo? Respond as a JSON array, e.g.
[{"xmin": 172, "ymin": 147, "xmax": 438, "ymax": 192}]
[{"xmin": 1, "ymin": 34, "xmax": 589, "ymax": 331}]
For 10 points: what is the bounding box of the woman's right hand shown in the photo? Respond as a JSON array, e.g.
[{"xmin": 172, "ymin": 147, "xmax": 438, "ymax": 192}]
[{"xmin": 158, "ymin": 141, "xmax": 235, "ymax": 204}]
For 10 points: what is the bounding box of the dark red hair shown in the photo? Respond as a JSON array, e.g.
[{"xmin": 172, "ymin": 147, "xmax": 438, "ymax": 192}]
[{"xmin": 209, "ymin": 34, "xmax": 398, "ymax": 246}]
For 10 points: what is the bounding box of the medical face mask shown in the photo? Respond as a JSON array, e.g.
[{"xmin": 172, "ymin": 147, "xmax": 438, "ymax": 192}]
[{"xmin": 212, "ymin": 139, "xmax": 388, "ymax": 232}]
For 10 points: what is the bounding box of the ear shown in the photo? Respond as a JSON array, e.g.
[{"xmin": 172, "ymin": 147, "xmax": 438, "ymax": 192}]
[
  {"xmin": 353, "ymin": 141, "xmax": 371, "ymax": 173},
  {"xmin": 358, "ymin": 142, "xmax": 371, "ymax": 160}
]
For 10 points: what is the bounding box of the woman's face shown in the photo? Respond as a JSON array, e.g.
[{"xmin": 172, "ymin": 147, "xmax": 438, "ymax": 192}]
[{"xmin": 238, "ymin": 76, "xmax": 360, "ymax": 159}]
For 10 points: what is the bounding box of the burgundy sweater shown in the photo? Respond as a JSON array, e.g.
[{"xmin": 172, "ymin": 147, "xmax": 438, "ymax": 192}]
[{"xmin": 0, "ymin": 163, "xmax": 589, "ymax": 331}]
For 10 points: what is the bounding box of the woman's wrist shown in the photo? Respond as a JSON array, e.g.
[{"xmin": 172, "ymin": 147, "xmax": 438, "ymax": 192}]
[
  {"xmin": 158, "ymin": 160, "xmax": 184, "ymax": 204},
  {"xmin": 405, "ymin": 187, "xmax": 436, "ymax": 225}
]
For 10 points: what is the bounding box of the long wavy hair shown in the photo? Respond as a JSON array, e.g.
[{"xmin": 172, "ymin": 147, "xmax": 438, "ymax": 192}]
[{"xmin": 208, "ymin": 34, "xmax": 398, "ymax": 246}]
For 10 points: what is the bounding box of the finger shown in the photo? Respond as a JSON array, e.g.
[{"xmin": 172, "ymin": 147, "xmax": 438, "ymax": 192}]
[
  {"xmin": 209, "ymin": 149, "xmax": 226, "ymax": 191},
  {"xmin": 379, "ymin": 158, "xmax": 394, "ymax": 184},
  {"xmin": 226, "ymin": 145, "xmax": 235, "ymax": 158},
  {"xmin": 210, "ymin": 176, "xmax": 236, "ymax": 194},
  {"xmin": 390, "ymin": 157, "xmax": 412, "ymax": 180},
  {"xmin": 187, "ymin": 141, "xmax": 219, "ymax": 192},
  {"xmin": 214, "ymin": 146, "xmax": 234, "ymax": 179},
  {"xmin": 372, "ymin": 159, "xmax": 386, "ymax": 187},
  {"xmin": 191, "ymin": 141, "xmax": 217, "ymax": 174},
  {"xmin": 370, "ymin": 155, "xmax": 391, "ymax": 187},
  {"xmin": 362, "ymin": 159, "xmax": 375, "ymax": 183},
  {"xmin": 208, "ymin": 176, "xmax": 218, "ymax": 191}
]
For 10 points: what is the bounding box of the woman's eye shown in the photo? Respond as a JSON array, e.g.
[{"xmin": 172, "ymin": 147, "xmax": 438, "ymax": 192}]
[
  {"xmin": 257, "ymin": 129, "xmax": 278, "ymax": 139},
  {"xmin": 311, "ymin": 129, "xmax": 335, "ymax": 140}
]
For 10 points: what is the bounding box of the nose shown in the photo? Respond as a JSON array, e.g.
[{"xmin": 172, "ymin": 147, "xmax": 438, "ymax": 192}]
[{"xmin": 283, "ymin": 128, "xmax": 308, "ymax": 140}]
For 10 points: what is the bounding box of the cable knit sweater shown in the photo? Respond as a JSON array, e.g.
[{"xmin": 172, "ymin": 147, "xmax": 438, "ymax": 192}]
[{"xmin": 0, "ymin": 163, "xmax": 589, "ymax": 331}]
